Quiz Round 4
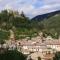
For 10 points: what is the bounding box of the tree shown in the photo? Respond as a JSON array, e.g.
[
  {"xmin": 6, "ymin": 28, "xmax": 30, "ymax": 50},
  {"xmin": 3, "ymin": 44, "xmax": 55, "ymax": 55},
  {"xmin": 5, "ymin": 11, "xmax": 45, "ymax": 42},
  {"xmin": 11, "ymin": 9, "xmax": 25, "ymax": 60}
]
[
  {"xmin": 0, "ymin": 50, "xmax": 27, "ymax": 60},
  {"xmin": 20, "ymin": 11, "xmax": 25, "ymax": 17},
  {"xmin": 0, "ymin": 30, "xmax": 9, "ymax": 41},
  {"xmin": 53, "ymin": 52, "xmax": 60, "ymax": 60},
  {"xmin": 38, "ymin": 57, "xmax": 41, "ymax": 60}
]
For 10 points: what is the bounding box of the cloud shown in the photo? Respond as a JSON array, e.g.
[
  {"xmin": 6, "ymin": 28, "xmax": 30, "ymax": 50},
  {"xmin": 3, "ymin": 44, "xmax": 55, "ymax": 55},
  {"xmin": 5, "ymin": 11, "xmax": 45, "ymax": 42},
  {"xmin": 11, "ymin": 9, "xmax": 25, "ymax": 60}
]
[
  {"xmin": 0, "ymin": 0, "xmax": 60, "ymax": 18},
  {"xmin": 32, "ymin": 4, "xmax": 60, "ymax": 15},
  {"xmin": 4, "ymin": 4, "xmax": 13, "ymax": 10},
  {"xmin": 0, "ymin": 0, "xmax": 2, "ymax": 2}
]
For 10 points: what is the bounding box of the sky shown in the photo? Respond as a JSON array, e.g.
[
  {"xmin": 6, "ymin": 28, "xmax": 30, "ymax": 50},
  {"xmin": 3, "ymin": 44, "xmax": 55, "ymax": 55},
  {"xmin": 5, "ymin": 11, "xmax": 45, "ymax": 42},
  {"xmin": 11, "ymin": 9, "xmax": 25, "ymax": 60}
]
[{"xmin": 0, "ymin": 0, "xmax": 60, "ymax": 18}]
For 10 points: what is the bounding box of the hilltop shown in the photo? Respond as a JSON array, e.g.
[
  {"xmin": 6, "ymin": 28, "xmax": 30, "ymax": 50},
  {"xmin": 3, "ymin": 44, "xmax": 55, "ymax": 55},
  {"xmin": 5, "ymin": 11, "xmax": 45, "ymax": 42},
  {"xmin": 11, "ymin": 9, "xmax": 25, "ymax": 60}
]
[
  {"xmin": 0, "ymin": 9, "xmax": 39, "ymax": 41},
  {"xmin": 32, "ymin": 10, "xmax": 60, "ymax": 21}
]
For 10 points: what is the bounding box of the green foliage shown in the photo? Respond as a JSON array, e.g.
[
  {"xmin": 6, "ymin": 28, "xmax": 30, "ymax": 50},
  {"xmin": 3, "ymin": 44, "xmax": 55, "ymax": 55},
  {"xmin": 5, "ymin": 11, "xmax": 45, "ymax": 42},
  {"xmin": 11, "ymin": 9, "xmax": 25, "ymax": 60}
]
[
  {"xmin": 0, "ymin": 30, "xmax": 9, "ymax": 41},
  {"xmin": 38, "ymin": 57, "xmax": 41, "ymax": 60},
  {"xmin": 53, "ymin": 52, "xmax": 60, "ymax": 60},
  {"xmin": 0, "ymin": 50, "xmax": 26, "ymax": 60},
  {"xmin": 0, "ymin": 9, "xmax": 60, "ymax": 40},
  {"xmin": 0, "ymin": 9, "xmax": 40, "ymax": 40},
  {"xmin": 41, "ymin": 15, "xmax": 60, "ymax": 39},
  {"xmin": 14, "ymin": 28, "xmax": 38, "ymax": 40}
]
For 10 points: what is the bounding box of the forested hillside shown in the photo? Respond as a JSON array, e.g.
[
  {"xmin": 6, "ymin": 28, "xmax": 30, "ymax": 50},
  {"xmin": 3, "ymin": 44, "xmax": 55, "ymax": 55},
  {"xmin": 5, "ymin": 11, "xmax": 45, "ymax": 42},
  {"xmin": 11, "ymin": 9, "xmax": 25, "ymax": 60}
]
[
  {"xmin": 31, "ymin": 11, "xmax": 60, "ymax": 39},
  {"xmin": 0, "ymin": 10, "xmax": 40, "ymax": 40},
  {"xmin": 32, "ymin": 10, "xmax": 60, "ymax": 21},
  {"xmin": 0, "ymin": 9, "xmax": 60, "ymax": 41},
  {"xmin": 41, "ymin": 14, "xmax": 60, "ymax": 38}
]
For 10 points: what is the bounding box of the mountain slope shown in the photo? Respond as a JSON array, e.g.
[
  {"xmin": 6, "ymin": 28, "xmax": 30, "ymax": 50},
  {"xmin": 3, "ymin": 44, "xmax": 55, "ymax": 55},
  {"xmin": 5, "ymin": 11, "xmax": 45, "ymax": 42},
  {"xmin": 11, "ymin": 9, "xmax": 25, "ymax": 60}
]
[
  {"xmin": 41, "ymin": 14, "xmax": 60, "ymax": 38},
  {"xmin": 32, "ymin": 10, "xmax": 60, "ymax": 21},
  {"xmin": 31, "ymin": 10, "xmax": 60, "ymax": 38}
]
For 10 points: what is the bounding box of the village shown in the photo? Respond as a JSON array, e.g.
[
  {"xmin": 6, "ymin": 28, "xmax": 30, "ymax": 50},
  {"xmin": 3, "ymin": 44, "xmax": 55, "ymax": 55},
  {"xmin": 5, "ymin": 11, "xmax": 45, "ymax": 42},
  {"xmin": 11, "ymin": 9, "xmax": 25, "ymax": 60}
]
[{"xmin": 0, "ymin": 31, "xmax": 60, "ymax": 60}]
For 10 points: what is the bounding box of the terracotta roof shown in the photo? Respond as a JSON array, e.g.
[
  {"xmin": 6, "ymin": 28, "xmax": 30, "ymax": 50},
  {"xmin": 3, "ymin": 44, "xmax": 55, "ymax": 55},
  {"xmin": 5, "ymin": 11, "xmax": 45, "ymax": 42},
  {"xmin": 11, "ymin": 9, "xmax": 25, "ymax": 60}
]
[
  {"xmin": 45, "ymin": 40, "xmax": 60, "ymax": 45},
  {"xmin": 43, "ymin": 54, "xmax": 54, "ymax": 59},
  {"xmin": 17, "ymin": 39, "xmax": 60, "ymax": 46}
]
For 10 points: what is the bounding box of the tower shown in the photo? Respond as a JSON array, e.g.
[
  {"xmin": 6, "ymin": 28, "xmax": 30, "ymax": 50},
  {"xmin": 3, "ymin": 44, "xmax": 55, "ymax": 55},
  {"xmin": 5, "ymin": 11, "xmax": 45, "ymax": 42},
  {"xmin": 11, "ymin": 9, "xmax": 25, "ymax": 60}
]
[
  {"xmin": 9, "ymin": 30, "xmax": 15, "ymax": 41},
  {"xmin": 39, "ymin": 32, "xmax": 45, "ymax": 43}
]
